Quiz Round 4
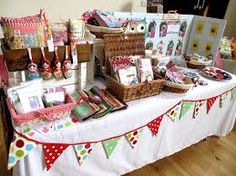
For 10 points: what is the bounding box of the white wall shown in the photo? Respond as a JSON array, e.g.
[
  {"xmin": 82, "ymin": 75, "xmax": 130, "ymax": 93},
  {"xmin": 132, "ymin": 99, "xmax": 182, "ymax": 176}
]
[
  {"xmin": 224, "ymin": 0, "xmax": 236, "ymax": 38},
  {"xmin": 0, "ymin": 0, "xmax": 145, "ymax": 21}
]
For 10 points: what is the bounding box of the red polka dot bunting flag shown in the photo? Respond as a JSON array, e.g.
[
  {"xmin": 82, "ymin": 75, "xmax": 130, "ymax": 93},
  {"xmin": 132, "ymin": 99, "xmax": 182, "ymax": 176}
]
[
  {"xmin": 125, "ymin": 129, "xmax": 143, "ymax": 148},
  {"xmin": 43, "ymin": 143, "xmax": 69, "ymax": 170},
  {"xmin": 207, "ymin": 97, "xmax": 217, "ymax": 113},
  {"xmin": 147, "ymin": 116, "xmax": 163, "ymax": 136},
  {"xmin": 8, "ymin": 133, "xmax": 37, "ymax": 170},
  {"xmin": 74, "ymin": 143, "xmax": 96, "ymax": 165},
  {"xmin": 193, "ymin": 100, "xmax": 205, "ymax": 118}
]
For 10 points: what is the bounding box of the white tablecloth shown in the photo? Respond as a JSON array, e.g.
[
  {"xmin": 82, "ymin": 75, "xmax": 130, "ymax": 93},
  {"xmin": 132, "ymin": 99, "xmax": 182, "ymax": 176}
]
[{"xmin": 14, "ymin": 74, "xmax": 236, "ymax": 176}]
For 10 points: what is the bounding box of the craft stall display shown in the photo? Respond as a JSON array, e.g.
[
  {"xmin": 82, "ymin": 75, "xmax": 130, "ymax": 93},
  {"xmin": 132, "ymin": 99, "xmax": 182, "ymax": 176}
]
[{"xmin": 0, "ymin": 9, "xmax": 236, "ymax": 176}]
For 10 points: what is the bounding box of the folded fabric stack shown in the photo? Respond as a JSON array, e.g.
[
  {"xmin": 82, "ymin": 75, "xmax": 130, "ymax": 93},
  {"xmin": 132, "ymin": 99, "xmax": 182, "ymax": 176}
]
[{"xmin": 71, "ymin": 86, "xmax": 127, "ymax": 121}]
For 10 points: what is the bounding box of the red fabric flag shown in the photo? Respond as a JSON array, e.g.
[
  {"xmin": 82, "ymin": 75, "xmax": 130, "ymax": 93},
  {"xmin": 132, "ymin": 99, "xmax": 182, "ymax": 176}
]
[
  {"xmin": 147, "ymin": 116, "xmax": 163, "ymax": 136},
  {"xmin": 207, "ymin": 97, "xmax": 217, "ymax": 113},
  {"xmin": 43, "ymin": 143, "xmax": 69, "ymax": 170}
]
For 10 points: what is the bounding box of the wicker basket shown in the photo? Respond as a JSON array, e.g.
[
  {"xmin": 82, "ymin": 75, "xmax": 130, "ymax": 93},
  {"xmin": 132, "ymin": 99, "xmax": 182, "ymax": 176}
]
[
  {"xmin": 155, "ymin": 74, "xmax": 193, "ymax": 93},
  {"xmin": 186, "ymin": 60, "xmax": 208, "ymax": 70},
  {"xmin": 86, "ymin": 24, "xmax": 123, "ymax": 39},
  {"xmin": 162, "ymin": 80, "xmax": 193, "ymax": 93},
  {"xmin": 104, "ymin": 33, "xmax": 164, "ymax": 102},
  {"xmin": 6, "ymin": 93, "xmax": 77, "ymax": 126}
]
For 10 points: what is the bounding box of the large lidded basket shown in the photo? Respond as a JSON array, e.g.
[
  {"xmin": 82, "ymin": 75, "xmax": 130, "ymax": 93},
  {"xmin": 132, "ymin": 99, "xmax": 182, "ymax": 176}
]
[{"xmin": 104, "ymin": 33, "xmax": 164, "ymax": 102}]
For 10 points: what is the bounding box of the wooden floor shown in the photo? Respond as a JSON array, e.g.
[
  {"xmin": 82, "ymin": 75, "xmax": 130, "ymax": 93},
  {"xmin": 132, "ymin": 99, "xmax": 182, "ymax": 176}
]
[{"xmin": 124, "ymin": 129, "xmax": 236, "ymax": 176}]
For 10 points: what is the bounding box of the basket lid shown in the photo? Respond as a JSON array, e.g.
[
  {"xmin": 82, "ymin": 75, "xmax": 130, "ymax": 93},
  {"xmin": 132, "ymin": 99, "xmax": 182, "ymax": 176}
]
[{"xmin": 103, "ymin": 33, "xmax": 145, "ymax": 58}]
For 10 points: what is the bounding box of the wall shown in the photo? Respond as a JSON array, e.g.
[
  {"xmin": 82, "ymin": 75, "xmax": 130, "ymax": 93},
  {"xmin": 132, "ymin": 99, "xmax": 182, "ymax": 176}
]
[
  {"xmin": 0, "ymin": 0, "xmax": 145, "ymax": 21},
  {"xmin": 224, "ymin": 0, "xmax": 236, "ymax": 38}
]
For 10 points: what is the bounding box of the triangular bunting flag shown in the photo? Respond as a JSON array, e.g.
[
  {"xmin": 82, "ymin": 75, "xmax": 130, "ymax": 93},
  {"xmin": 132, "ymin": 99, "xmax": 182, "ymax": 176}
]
[
  {"xmin": 180, "ymin": 102, "xmax": 194, "ymax": 119},
  {"xmin": 43, "ymin": 143, "xmax": 69, "ymax": 170},
  {"xmin": 166, "ymin": 103, "xmax": 182, "ymax": 122},
  {"xmin": 102, "ymin": 137, "xmax": 120, "ymax": 158},
  {"xmin": 125, "ymin": 129, "xmax": 143, "ymax": 148},
  {"xmin": 8, "ymin": 133, "xmax": 37, "ymax": 169},
  {"xmin": 219, "ymin": 93, "xmax": 228, "ymax": 108},
  {"xmin": 193, "ymin": 100, "xmax": 205, "ymax": 118},
  {"xmin": 207, "ymin": 97, "xmax": 217, "ymax": 113},
  {"xmin": 74, "ymin": 143, "xmax": 96, "ymax": 165},
  {"xmin": 147, "ymin": 116, "xmax": 163, "ymax": 136},
  {"xmin": 231, "ymin": 88, "xmax": 236, "ymax": 100}
]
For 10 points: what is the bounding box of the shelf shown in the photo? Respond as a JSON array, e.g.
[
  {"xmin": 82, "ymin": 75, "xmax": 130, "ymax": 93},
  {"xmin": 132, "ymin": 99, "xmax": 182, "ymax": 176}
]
[{"xmin": 2, "ymin": 43, "xmax": 91, "ymax": 72}]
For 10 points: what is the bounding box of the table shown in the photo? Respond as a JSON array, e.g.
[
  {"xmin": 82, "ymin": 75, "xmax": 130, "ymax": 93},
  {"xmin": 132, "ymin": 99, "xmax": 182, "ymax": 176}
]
[{"xmin": 12, "ymin": 74, "xmax": 236, "ymax": 176}]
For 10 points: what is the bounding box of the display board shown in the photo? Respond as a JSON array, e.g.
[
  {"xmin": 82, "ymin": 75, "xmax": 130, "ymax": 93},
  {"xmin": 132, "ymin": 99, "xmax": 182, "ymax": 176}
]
[{"xmin": 113, "ymin": 12, "xmax": 226, "ymax": 62}]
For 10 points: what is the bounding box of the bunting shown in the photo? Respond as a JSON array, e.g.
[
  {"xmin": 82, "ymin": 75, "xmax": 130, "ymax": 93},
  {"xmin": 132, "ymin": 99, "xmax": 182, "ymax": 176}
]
[
  {"xmin": 8, "ymin": 87, "xmax": 235, "ymax": 171},
  {"xmin": 126, "ymin": 129, "xmax": 143, "ymax": 148},
  {"xmin": 207, "ymin": 97, "xmax": 217, "ymax": 113},
  {"xmin": 8, "ymin": 133, "xmax": 37, "ymax": 170},
  {"xmin": 43, "ymin": 143, "xmax": 69, "ymax": 170},
  {"xmin": 193, "ymin": 100, "xmax": 205, "ymax": 118},
  {"xmin": 180, "ymin": 102, "xmax": 194, "ymax": 119},
  {"xmin": 147, "ymin": 116, "xmax": 163, "ymax": 136},
  {"xmin": 102, "ymin": 137, "xmax": 120, "ymax": 158},
  {"xmin": 74, "ymin": 143, "xmax": 96, "ymax": 165},
  {"xmin": 166, "ymin": 103, "xmax": 182, "ymax": 122}
]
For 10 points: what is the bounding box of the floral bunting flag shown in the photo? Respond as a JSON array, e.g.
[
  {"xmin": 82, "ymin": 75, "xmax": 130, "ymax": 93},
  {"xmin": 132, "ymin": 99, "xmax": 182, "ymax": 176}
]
[
  {"xmin": 193, "ymin": 100, "xmax": 205, "ymax": 118},
  {"xmin": 102, "ymin": 137, "xmax": 120, "ymax": 158},
  {"xmin": 207, "ymin": 97, "xmax": 217, "ymax": 113},
  {"xmin": 147, "ymin": 116, "xmax": 163, "ymax": 136},
  {"xmin": 219, "ymin": 93, "xmax": 228, "ymax": 108},
  {"xmin": 74, "ymin": 143, "xmax": 96, "ymax": 165},
  {"xmin": 8, "ymin": 133, "xmax": 37, "ymax": 170},
  {"xmin": 43, "ymin": 143, "xmax": 69, "ymax": 170},
  {"xmin": 125, "ymin": 129, "xmax": 143, "ymax": 148},
  {"xmin": 166, "ymin": 103, "xmax": 182, "ymax": 122},
  {"xmin": 180, "ymin": 102, "xmax": 194, "ymax": 119}
]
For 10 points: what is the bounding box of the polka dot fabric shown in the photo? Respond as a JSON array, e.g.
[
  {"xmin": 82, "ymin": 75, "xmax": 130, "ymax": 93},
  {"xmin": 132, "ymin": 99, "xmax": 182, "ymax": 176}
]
[
  {"xmin": 74, "ymin": 143, "xmax": 96, "ymax": 165},
  {"xmin": 193, "ymin": 100, "xmax": 205, "ymax": 118},
  {"xmin": 147, "ymin": 116, "xmax": 163, "ymax": 136},
  {"xmin": 166, "ymin": 103, "xmax": 182, "ymax": 122},
  {"xmin": 43, "ymin": 143, "xmax": 69, "ymax": 170},
  {"xmin": 8, "ymin": 133, "xmax": 37, "ymax": 169},
  {"xmin": 102, "ymin": 137, "xmax": 120, "ymax": 158},
  {"xmin": 219, "ymin": 93, "xmax": 228, "ymax": 108},
  {"xmin": 125, "ymin": 129, "xmax": 143, "ymax": 148}
]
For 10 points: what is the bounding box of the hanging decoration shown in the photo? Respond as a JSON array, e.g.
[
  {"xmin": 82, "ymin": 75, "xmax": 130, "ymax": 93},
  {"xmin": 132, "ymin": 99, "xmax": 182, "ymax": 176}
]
[
  {"xmin": 43, "ymin": 143, "xmax": 69, "ymax": 170},
  {"xmin": 102, "ymin": 137, "xmax": 121, "ymax": 158},
  {"xmin": 8, "ymin": 133, "xmax": 37, "ymax": 169},
  {"xmin": 166, "ymin": 103, "xmax": 182, "ymax": 122},
  {"xmin": 147, "ymin": 116, "xmax": 163, "ymax": 136},
  {"xmin": 125, "ymin": 129, "xmax": 143, "ymax": 148},
  {"xmin": 180, "ymin": 102, "xmax": 194, "ymax": 119},
  {"xmin": 74, "ymin": 143, "xmax": 96, "ymax": 165},
  {"xmin": 207, "ymin": 97, "xmax": 217, "ymax": 113},
  {"xmin": 7, "ymin": 86, "xmax": 236, "ymax": 171},
  {"xmin": 193, "ymin": 100, "xmax": 205, "ymax": 118}
]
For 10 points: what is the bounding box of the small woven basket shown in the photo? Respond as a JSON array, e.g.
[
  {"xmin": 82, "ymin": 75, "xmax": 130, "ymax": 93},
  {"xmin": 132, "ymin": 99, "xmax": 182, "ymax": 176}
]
[
  {"xmin": 86, "ymin": 24, "xmax": 123, "ymax": 39},
  {"xmin": 6, "ymin": 93, "xmax": 77, "ymax": 126},
  {"xmin": 104, "ymin": 33, "xmax": 164, "ymax": 101},
  {"xmin": 155, "ymin": 74, "xmax": 193, "ymax": 93},
  {"xmin": 162, "ymin": 80, "xmax": 193, "ymax": 93},
  {"xmin": 186, "ymin": 60, "xmax": 208, "ymax": 70}
]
